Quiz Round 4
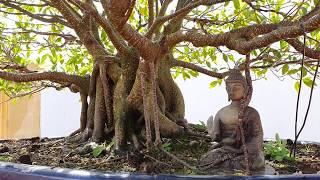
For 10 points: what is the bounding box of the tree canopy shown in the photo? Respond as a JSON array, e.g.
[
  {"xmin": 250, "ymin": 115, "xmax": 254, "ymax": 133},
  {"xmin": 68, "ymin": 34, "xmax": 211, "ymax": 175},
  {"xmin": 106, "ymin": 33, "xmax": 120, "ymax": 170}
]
[
  {"xmin": 0, "ymin": 0, "xmax": 320, "ymax": 151},
  {"xmin": 0, "ymin": 0, "xmax": 319, "ymax": 95}
]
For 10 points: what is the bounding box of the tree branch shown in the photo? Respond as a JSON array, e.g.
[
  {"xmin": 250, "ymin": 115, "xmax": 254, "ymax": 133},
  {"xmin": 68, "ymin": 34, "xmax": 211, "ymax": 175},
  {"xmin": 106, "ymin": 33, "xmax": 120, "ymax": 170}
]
[
  {"xmin": 0, "ymin": 70, "xmax": 89, "ymax": 92},
  {"xmin": 185, "ymin": 17, "xmax": 236, "ymax": 26},
  {"xmin": 68, "ymin": 0, "xmax": 130, "ymax": 55},
  {"xmin": 0, "ymin": 0, "xmax": 70, "ymax": 27},
  {"xmin": 243, "ymin": 0, "xmax": 287, "ymax": 17},
  {"xmin": 98, "ymin": 0, "xmax": 159, "ymax": 61},
  {"xmin": 251, "ymin": 58, "xmax": 320, "ymax": 69},
  {"xmin": 158, "ymin": 0, "xmax": 173, "ymax": 18},
  {"xmin": 171, "ymin": 59, "xmax": 228, "ymax": 79},
  {"xmin": 148, "ymin": 0, "xmax": 155, "ymax": 29},
  {"xmin": 49, "ymin": 0, "xmax": 81, "ymax": 28},
  {"xmin": 145, "ymin": 0, "xmax": 230, "ymax": 38},
  {"xmin": 165, "ymin": 11, "xmax": 320, "ymax": 54},
  {"xmin": 286, "ymin": 39, "xmax": 320, "ymax": 59},
  {"xmin": 7, "ymin": 1, "xmax": 49, "ymax": 7}
]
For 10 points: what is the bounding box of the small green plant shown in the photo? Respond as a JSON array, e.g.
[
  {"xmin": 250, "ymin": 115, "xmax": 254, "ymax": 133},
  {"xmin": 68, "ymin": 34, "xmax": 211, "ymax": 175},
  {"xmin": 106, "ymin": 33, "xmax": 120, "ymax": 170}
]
[
  {"xmin": 264, "ymin": 133, "xmax": 294, "ymax": 162},
  {"xmin": 194, "ymin": 120, "xmax": 206, "ymax": 130},
  {"xmin": 0, "ymin": 155, "xmax": 12, "ymax": 162},
  {"xmin": 92, "ymin": 141, "xmax": 114, "ymax": 157},
  {"xmin": 163, "ymin": 142, "xmax": 172, "ymax": 152},
  {"xmin": 92, "ymin": 145, "xmax": 105, "ymax": 158}
]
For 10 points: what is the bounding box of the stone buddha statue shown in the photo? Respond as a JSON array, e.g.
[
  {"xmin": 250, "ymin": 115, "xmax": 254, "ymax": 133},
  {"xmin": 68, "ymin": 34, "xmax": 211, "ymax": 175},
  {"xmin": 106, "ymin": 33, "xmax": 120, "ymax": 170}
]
[{"xmin": 199, "ymin": 69, "xmax": 265, "ymax": 174}]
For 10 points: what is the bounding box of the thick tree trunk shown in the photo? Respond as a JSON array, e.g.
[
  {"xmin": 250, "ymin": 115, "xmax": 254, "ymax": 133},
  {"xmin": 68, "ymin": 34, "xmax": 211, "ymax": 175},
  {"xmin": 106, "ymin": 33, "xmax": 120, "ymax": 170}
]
[
  {"xmin": 159, "ymin": 55, "xmax": 186, "ymax": 126},
  {"xmin": 68, "ymin": 52, "xmax": 186, "ymax": 151}
]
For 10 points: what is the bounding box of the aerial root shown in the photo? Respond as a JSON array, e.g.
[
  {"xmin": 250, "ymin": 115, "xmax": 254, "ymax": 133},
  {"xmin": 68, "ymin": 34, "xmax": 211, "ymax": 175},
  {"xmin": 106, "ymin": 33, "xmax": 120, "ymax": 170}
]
[
  {"xmin": 130, "ymin": 133, "xmax": 142, "ymax": 150},
  {"xmin": 66, "ymin": 128, "xmax": 92, "ymax": 144},
  {"xmin": 68, "ymin": 128, "xmax": 83, "ymax": 137},
  {"xmin": 149, "ymin": 62, "xmax": 161, "ymax": 147},
  {"xmin": 140, "ymin": 58, "xmax": 153, "ymax": 149},
  {"xmin": 140, "ymin": 58, "xmax": 163, "ymax": 149},
  {"xmin": 159, "ymin": 146, "xmax": 204, "ymax": 174}
]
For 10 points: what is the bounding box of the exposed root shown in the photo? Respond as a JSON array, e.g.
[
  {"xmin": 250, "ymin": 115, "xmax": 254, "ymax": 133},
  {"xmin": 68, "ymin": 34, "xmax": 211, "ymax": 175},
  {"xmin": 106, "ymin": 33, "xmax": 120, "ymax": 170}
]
[
  {"xmin": 140, "ymin": 58, "xmax": 153, "ymax": 149},
  {"xmin": 159, "ymin": 146, "xmax": 201, "ymax": 173},
  {"xmin": 66, "ymin": 56, "xmax": 186, "ymax": 150},
  {"xmin": 92, "ymin": 77, "xmax": 106, "ymax": 143},
  {"xmin": 66, "ymin": 128, "xmax": 92, "ymax": 144},
  {"xmin": 104, "ymin": 126, "xmax": 114, "ymax": 136},
  {"xmin": 149, "ymin": 62, "xmax": 161, "ymax": 147},
  {"xmin": 144, "ymin": 153, "xmax": 172, "ymax": 168},
  {"xmin": 69, "ymin": 128, "xmax": 82, "ymax": 137},
  {"xmin": 79, "ymin": 92, "xmax": 88, "ymax": 130},
  {"xmin": 130, "ymin": 133, "xmax": 142, "ymax": 150},
  {"xmin": 99, "ymin": 61, "xmax": 114, "ymax": 128},
  {"xmin": 113, "ymin": 76, "xmax": 128, "ymax": 151}
]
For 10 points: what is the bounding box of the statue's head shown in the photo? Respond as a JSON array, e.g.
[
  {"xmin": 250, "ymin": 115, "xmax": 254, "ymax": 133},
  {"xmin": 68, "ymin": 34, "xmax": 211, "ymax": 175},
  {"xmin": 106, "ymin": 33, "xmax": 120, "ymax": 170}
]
[{"xmin": 225, "ymin": 69, "xmax": 247, "ymax": 101}]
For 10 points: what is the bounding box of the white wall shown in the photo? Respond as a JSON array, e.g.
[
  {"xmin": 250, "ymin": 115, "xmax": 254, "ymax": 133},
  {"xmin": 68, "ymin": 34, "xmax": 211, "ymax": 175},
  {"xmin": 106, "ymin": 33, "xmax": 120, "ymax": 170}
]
[
  {"xmin": 40, "ymin": 75, "xmax": 320, "ymax": 142},
  {"xmin": 40, "ymin": 89, "xmax": 80, "ymax": 138}
]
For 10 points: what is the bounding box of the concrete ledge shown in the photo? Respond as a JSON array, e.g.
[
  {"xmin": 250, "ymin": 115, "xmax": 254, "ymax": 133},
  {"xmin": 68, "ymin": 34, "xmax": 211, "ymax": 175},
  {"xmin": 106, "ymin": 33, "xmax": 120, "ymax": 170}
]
[{"xmin": 0, "ymin": 162, "xmax": 319, "ymax": 180}]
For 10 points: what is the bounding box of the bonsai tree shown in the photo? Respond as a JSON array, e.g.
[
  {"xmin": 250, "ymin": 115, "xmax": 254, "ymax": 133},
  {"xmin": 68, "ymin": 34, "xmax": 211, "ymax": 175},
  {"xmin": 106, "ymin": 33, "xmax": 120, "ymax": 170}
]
[{"xmin": 0, "ymin": 0, "xmax": 319, "ymax": 153}]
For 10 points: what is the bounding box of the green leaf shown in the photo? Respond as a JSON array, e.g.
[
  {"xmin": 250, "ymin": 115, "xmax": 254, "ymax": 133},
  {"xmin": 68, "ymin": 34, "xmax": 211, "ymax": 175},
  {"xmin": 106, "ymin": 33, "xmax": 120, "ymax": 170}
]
[
  {"xmin": 189, "ymin": 70, "xmax": 198, "ymax": 77},
  {"xmin": 223, "ymin": 54, "xmax": 228, "ymax": 62},
  {"xmin": 233, "ymin": 0, "xmax": 240, "ymax": 10},
  {"xmin": 209, "ymin": 81, "xmax": 218, "ymax": 89},
  {"xmin": 303, "ymin": 77, "xmax": 315, "ymax": 88},
  {"xmin": 182, "ymin": 71, "xmax": 190, "ymax": 80},
  {"xmin": 272, "ymin": 50, "xmax": 281, "ymax": 59},
  {"xmin": 275, "ymin": 133, "xmax": 280, "ymax": 143},
  {"xmin": 287, "ymin": 69, "xmax": 299, "ymax": 75},
  {"xmin": 92, "ymin": 145, "xmax": 105, "ymax": 158},
  {"xmin": 51, "ymin": 48, "xmax": 57, "ymax": 57},
  {"xmin": 228, "ymin": 54, "xmax": 235, "ymax": 62},
  {"xmin": 205, "ymin": 61, "xmax": 211, "ymax": 68},
  {"xmin": 280, "ymin": 41, "xmax": 288, "ymax": 51},
  {"xmin": 163, "ymin": 142, "xmax": 172, "ymax": 152},
  {"xmin": 275, "ymin": 156, "xmax": 283, "ymax": 162},
  {"xmin": 294, "ymin": 81, "xmax": 300, "ymax": 93},
  {"xmin": 282, "ymin": 64, "xmax": 289, "ymax": 75}
]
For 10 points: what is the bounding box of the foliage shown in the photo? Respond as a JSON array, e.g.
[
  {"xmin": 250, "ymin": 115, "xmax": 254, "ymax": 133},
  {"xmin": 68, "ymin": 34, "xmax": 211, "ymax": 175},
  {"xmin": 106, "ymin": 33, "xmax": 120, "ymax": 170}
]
[
  {"xmin": 162, "ymin": 142, "xmax": 173, "ymax": 152},
  {"xmin": 0, "ymin": 154, "xmax": 12, "ymax": 162},
  {"xmin": 92, "ymin": 145, "xmax": 105, "ymax": 158},
  {"xmin": 92, "ymin": 141, "xmax": 114, "ymax": 158},
  {"xmin": 0, "ymin": 0, "xmax": 319, "ymax": 95},
  {"xmin": 172, "ymin": 0, "xmax": 320, "ymax": 85},
  {"xmin": 194, "ymin": 120, "xmax": 206, "ymax": 131},
  {"xmin": 264, "ymin": 133, "xmax": 294, "ymax": 162}
]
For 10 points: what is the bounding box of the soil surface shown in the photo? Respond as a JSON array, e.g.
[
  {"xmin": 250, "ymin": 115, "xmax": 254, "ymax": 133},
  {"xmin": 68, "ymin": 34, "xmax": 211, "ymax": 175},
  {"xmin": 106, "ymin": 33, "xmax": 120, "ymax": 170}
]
[{"xmin": 0, "ymin": 124, "xmax": 319, "ymax": 175}]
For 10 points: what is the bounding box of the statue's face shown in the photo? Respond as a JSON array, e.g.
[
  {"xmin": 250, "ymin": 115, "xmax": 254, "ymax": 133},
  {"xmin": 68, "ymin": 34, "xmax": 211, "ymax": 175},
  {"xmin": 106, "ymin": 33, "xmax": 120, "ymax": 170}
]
[{"xmin": 226, "ymin": 82, "xmax": 245, "ymax": 101}]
